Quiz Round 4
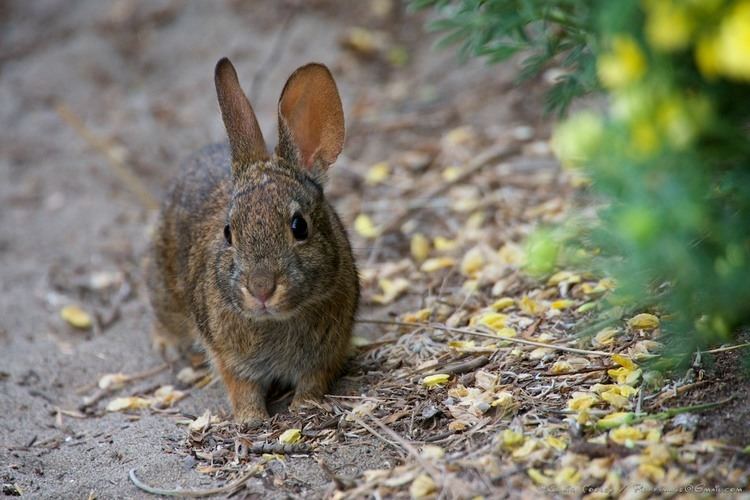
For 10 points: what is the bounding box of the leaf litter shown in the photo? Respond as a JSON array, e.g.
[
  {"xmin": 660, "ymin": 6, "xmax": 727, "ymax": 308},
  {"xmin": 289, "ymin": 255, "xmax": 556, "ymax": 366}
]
[{"xmin": 119, "ymin": 118, "xmax": 750, "ymax": 498}]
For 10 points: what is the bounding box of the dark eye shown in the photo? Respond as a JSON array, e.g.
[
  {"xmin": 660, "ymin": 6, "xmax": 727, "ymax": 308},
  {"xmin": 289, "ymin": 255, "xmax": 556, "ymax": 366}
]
[
  {"xmin": 224, "ymin": 224, "xmax": 232, "ymax": 245},
  {"xmin": 290, "ymin": 212, "xmax": 308, "ymax": 241}
]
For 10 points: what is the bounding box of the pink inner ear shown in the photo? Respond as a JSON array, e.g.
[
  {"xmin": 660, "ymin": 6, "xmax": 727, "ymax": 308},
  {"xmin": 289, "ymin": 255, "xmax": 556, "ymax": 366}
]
[
  {"xmin": 278, "ymin": 63, "xmax": 344, "ymax": 172},
  {"xmin": 285, "ymin": 93, "xmax": 324, "ymax": 169}
]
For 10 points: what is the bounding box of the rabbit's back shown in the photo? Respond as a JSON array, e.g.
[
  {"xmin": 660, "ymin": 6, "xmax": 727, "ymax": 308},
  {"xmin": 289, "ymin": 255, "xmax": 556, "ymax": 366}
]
[{"xmin": 147, "ymin": 143, "xmax": 232, "ymax": 344}]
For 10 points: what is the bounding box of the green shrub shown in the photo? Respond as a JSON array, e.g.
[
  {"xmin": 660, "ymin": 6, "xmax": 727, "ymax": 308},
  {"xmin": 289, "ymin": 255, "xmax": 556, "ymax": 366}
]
[{"xmin": 416, "ymin": 0, "xmax": 750, "ymax": 356}]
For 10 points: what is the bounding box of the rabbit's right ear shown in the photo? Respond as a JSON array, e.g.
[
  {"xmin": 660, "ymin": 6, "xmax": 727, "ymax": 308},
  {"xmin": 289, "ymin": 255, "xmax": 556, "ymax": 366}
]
[
  {"xmin": 214, "ymin": 58, "xmax": 268, "ymax": 170},
  {"xmin": 276, "ymin": 63, "xmax": 344, "ymax": 175}
]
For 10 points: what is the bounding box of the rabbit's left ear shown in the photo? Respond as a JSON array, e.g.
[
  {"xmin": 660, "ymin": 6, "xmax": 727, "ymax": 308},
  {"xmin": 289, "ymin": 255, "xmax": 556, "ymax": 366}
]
[{"xmin": 277, "ymin": 63, "xmax": 344, "ymax": 173}]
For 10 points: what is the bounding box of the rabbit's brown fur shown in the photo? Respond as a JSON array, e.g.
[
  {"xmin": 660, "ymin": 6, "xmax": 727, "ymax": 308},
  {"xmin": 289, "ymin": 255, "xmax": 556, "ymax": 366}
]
[{"xmin": 146, "ymin": 58, "xmax": 359, "ymax": 424}]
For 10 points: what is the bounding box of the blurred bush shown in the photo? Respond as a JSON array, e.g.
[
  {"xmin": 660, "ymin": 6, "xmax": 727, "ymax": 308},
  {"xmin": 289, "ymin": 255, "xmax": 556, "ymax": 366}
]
[{"xmin": 416, "ymin": 0, "xmax": 750, "ymax": 356}]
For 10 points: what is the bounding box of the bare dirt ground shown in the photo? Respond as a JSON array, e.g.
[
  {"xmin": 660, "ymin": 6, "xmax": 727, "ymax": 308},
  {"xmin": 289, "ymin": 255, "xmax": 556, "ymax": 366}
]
[
  {"xmin": 2, "ymin": 1, "xmax": 749, "ymax": 499},
  {"xmin": 0, "ymin": 1, "xmax": 541, "ymax": 497}
]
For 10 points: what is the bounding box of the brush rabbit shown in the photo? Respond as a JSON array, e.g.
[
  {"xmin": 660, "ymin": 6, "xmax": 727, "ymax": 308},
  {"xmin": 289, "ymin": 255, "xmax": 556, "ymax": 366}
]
[{"xmin": 146, "ymin": 57, "xmax": 359, "ymax": 425}]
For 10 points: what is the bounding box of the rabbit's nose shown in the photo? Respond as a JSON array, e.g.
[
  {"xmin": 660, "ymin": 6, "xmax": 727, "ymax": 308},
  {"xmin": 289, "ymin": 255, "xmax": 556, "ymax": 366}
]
[{"xmin": 248, "ymin": 271, "xmax": 276, "ymax": 303}]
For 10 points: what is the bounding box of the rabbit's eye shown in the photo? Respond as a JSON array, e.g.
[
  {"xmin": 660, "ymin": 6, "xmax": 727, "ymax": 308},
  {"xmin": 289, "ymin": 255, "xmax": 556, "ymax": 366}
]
[
  {"xmin": 290, "ymin": 212, "xmax": 308, "ymax": 241},
  {"xmin": 224, "ymin": 224, "xmax": 232, "ymax": 245}
]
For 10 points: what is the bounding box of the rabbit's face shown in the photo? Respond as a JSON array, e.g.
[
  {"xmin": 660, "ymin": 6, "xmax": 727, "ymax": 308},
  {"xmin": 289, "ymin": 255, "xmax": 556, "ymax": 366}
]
[{"xmin": 219, "ymin": 165, "xmax": 340, "ymax": 320}]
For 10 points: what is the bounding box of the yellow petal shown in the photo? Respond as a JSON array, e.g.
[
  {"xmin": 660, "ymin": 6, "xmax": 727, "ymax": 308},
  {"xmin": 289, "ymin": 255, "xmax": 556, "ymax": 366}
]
[
  {"xmin": 628, "ymin": 313, "xmax": 660, "ymax": 330},
  {"xmin": 98, "ymin": 373, "xmax": 129, "ymax": 390},
  {"xmin": 491, "ymin": 391, "xmax": 514, "ymax": 409},
  {"xmin": 473, "ymin": 312, "xmax": 507, "ymax": 332},
  {"xmin": 422, "ymin": 374, "xmax": 450, "ymax": 388},
  {"xmin": 403, "ymin": 308, "xmax": 432, "ymax": 323},
  {"xmin": 442, "ymin": 166, "xmax": 462, "ymax": 182},
  {"xmin": 495, "ymin": 327, "xmax": 517, "ymax": 338},
  {"xmin": 409, "ymin": 473, "xmax": 437, "ymax": 499},
  {"xmin": 550, "ymin": 361, "xmax": 572, "ymax": 374},
  {"xmin": 448, "ymin": 420, "xmax": 467, "ymax": 432},
  {"xmin": 60, "ymin": 305, "xmax": 92, "ymax": 329},
  {"xmin": 611, "ymin": 354, "xmax": 636, "ymax": 370},
  {"xmin": 433, "ymin": 236, "xmax": 458, "ymax": 252},
  {"xmin": 106, "ymin": 396, "xmax": 152, "ymax": 412},
  {"xmin": 547, "ymin": 271, "xmax": 581, "ymax": 286},
  {"xmin": 420, "ymin": 257, "xmax": 456, "ymax": 273},
  {"xmin": 372, "ymin": 277, "xmax": 409, "ymax": 304},
  {"xmin": 410, "ymin": 233, "xmax": 431, "ymax": 262},
  {"xmin": 546, "ymin": 436, "xmax": 567, "ymax": 451},
  {"xmin": 592, "ymin": 327, "xmax": 619, "ymax": 347},
  {"xmin": 491, "ymin": 297, "xmax": 515, "ymax": 311},
  {"xmin": 601, "ymin": 389, "xmax": 631, "ymax": 409},
  {"xmin": 278, "ymin": 428, "xmax": 302, "ymax": 444},
  {"xmin": 519, "ymin": 296, "xmax": 546, "ymax": 316},
  {"xmin": 638, "ymin": 463, "xmax": 665, "ymax": 482},
  {"xmin": 365, "ymin": 161, "xmax": 390, "ymax": 185},
  {"xmin": 568, "ymin": 392, "xmax": 599, "ymax": 411},
  {"xmin": 554, "ymin": 466, "xmax": 580, "ymax": 486},
  {"xmin": 420, "ymin": 445, "xmax": 445, "ymax": 460},
  {"xmin": 354, "ymin": 214, "xmax": 380, "ymax": 239},
  {"xmin": 511, "ymin": 439, "xmax": 538, "ymax": 460},
  {"xmin": 527, "ymin": 468, "xmax": 551, "ymax": 486},
  {"xmin": 448, "ymin": 340, "xmax": 476, "ymax": 351},
  {"xmin": 610, "ymin": 425, "xmax": 644, "ymax": 445},
  {"xmin": 501, "ymin": 429, "xmax": 524, "ymax": 448},
  {"xmin": 550, "ymin": 299, "xmax": 575, "ymax": 310},
  {"xmin": 460, "ymin": 246, "xmax": 485, "ymax": 277}
]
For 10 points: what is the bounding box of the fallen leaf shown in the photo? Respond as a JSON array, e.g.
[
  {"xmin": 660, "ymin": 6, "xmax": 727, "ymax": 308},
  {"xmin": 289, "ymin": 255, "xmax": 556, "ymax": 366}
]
[
  {"xmin": 627, "ymin": 313, "xmax": 660, "ymax": 330},
  {"xmin": 460, "ymin": 246, "xmax": 485, "ymax": 277},
  {"xmin": 354, "ymin": 214, "xmax": 380, "ymax": 239},
  {"xmin": 279, "ymin": 428, "xmax": 302, "ymax": 444},
  {"xmin": 409, "ymin": 473, "xmax": 436, "ymax": 499},
  {"xmin": 365, "ymin": 161, "xmax": 390, "ymax": 185},
  {"xmin": 422, "ymin": 374, "xmax": 450, "ymax": 388},
  {"xmin": 410, "ymin": 234, "xmax": 430, "ymax": 262},
  {"xmin": 60, "ymin": 305, "xmax": 92, "ymax": 329},
  {"xmin": 106, "ymin": 396, "xmax": 152, "ymax": 412},
  {"xmin": 98, "ymin": 373, "xmax": 129, "ymax": 390},
  {"xmin": 420, "ymin": 257, "xmax": 456, "ymax": 272},
  {"xmin": 372, "ymin": 277, "xmax": 409, "ymax": 304}
]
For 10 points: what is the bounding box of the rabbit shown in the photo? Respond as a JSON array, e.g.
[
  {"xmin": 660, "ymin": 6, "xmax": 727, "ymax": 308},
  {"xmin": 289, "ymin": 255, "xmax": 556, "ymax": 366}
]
[{"xmin": 145, "ymin": 57, "xmax": 359, "ymax": 425}]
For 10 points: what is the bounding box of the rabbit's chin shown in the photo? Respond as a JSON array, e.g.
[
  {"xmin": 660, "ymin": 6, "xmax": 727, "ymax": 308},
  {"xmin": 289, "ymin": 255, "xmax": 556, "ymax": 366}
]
[
  {"xmin": 239, "ymin": 306, "xmax": 297, "ymax": 322},
  {"xmin": 231, "ymin": 296, "xmax": 300, "ymax": 322}
]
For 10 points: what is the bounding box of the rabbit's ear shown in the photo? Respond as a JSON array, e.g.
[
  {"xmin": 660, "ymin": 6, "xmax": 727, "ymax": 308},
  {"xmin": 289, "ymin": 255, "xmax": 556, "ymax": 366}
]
[
  {"xmin": 277, "ymin": 63, "xmax": 344, "ymax": 173},
  {"xmin": 215, "ymin": 58, "xmax": 268, "ymax": 169}
]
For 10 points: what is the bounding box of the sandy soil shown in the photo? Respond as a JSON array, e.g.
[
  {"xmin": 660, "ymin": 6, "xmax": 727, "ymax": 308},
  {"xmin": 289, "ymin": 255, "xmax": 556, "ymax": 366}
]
[
  {"xmin": 0, "ymin": 1, "xmax": 544, "ymax": 497},
  {"xmin": 3, "ymin": 1, "xmax": 748, "ymax": 498}
]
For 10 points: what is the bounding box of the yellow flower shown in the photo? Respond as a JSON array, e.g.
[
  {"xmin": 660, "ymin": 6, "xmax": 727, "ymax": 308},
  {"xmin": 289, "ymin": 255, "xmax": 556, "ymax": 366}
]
[
  {"xmin": 608, "ymin": 354, "xmax": 642, "ymax": 385},
  {"xmin": 644, "ymin": 1, "xmax": 693, "ymax": 52},
  {"xmin": 696, "ymin": 35, "xmax": 721, "ymax": 78},
  {"xmin": 630, "ymin": 119, "xmax": 660, "ymax": 155},
  {"xmin": 610, "ymin": 425, "xmax": 645, "ymax": 445},
  {"xmin": 597, "ymin": 36, "xmax": 647, "ymax": 88},
  {"xmin": 716, "ymin": 1, "xmax": 750, "ymax": 81},
  {"xmin": 551, "ymin": 112, "xmax": 603, "ymax": 168}
]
